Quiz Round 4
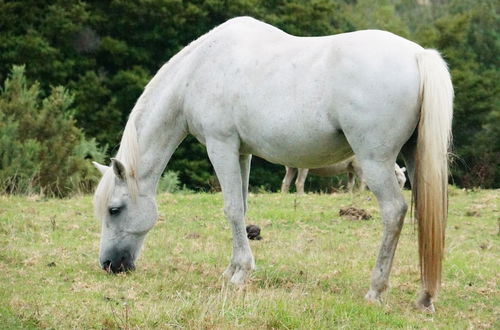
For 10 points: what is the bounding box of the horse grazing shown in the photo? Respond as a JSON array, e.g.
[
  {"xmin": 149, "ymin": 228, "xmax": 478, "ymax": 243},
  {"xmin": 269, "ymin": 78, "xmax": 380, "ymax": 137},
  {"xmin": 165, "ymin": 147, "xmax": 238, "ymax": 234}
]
[
  {"xmin": 92, "ymin": 17, "xmax": 453, "ymax": 312},
  {"xmin": 281, "ymin": 156, "xmax": 407, "ymax": 193}
]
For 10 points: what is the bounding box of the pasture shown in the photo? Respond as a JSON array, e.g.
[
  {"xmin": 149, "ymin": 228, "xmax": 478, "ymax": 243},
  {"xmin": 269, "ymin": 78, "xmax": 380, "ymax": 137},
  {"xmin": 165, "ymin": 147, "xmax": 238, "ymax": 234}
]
[{"xmin": 0, "ymin": 188, "xmax": 498, "ymax": 329}]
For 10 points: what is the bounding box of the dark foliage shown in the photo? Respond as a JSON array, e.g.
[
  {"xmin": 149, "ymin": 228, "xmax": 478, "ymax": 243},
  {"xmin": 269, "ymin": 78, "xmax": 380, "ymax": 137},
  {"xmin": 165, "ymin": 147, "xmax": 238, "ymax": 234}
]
[{"xmin": 0, "ymin": 0, "xmax": 497, "ymax": 192}]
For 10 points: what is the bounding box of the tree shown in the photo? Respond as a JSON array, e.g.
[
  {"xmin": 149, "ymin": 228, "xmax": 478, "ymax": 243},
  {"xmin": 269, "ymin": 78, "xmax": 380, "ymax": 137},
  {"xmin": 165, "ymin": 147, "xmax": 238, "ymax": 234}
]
[
  {"xmin": 0, "ymin": 0, "xmax": 497, "ymax": 192},
  {"xmin": 414, "ymin": 0, "xmax": 499, "ymax": 187},
  {"xmin": 0, "ymin": 66, "xmax": 106, "ymax": 196}
]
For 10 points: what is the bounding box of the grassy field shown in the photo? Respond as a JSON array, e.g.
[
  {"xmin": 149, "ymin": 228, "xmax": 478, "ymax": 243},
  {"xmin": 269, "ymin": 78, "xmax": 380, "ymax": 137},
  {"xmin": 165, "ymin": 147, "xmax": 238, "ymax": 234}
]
[{"xmin": 0, "ymin": 188, "xmax": 498, "ymax": 329}]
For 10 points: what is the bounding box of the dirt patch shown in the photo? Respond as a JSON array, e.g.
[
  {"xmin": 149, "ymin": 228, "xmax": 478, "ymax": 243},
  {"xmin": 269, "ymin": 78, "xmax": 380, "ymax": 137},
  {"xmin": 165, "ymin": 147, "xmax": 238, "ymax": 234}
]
[
  {"xmin": 339, "ymin": 207, "xmax": 372, "ymax": 221},
  {"xmin": 185, "ymin": 232, "xmax": 200, "ymax": 239},
  {"xmin": 465, "ymin": 210, "xmax": 481, "ymax": 217}
]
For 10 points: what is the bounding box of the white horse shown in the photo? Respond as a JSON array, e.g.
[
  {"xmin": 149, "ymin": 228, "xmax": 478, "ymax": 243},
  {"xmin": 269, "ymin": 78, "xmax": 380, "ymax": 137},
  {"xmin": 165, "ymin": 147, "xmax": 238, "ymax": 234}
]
[
  {"xmin": 92, "ymin": 17, "xmax": 453, "ymax": 311},
  {"xmin": 281, "ymin": 156, "xmax": 407, "ymax": 193}
]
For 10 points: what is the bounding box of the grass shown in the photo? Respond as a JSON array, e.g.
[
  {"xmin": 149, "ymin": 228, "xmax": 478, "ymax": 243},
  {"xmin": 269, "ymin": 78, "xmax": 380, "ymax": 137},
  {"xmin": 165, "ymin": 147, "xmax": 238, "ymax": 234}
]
[{"xmin": 0, "ymin": 187, "xmax": 498, "ymax": 329}]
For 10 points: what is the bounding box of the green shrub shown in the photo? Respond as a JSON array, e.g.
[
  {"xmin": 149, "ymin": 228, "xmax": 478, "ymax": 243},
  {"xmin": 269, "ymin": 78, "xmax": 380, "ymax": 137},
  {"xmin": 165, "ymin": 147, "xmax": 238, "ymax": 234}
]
[
  {"xmin": 0, "ymin": 65, "xmax": 106, "ymax": 196},
  {"xmin": 157, "ymin": 171, "xmax": 180, "ymax": 194}
]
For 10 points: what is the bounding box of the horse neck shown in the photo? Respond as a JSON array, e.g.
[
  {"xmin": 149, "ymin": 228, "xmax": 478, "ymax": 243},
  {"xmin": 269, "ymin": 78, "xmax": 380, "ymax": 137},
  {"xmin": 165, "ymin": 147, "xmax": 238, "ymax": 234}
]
[
  {"xmin": 124, "ymin": 77, "xmax": 187, "ymax": 195},
  {"xmin": 117, "ymin": 35, "xmax": 208, "ymax": 195}
]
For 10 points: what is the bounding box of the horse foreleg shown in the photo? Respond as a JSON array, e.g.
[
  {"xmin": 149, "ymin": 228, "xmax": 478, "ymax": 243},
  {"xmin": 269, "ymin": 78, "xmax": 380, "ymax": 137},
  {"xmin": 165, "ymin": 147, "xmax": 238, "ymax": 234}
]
[
  {"xmin": 281, "ymin": 167, "xmax": 297, "ymax": 193},
  {"xmin": 240, "ymin": 154, "xmax": 252, "ymax": 213},
  {"xmin": 295, "ymin": 168, "xmax": 309, "ymax": 194},
  {"xmin": 359, "ymin": 160, "xmax": 407, "ymax": 304},
  {"xmin": 207, "ymin": 140, "xmax": 255, "ymax": 284}
]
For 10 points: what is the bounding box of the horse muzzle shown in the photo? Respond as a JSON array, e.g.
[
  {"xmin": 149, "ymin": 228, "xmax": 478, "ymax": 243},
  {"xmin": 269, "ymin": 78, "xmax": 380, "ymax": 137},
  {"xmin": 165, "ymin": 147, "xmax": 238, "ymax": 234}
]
[{"xmin": 100, "ymin": 250, "xmax": 135, "ymax": 274}]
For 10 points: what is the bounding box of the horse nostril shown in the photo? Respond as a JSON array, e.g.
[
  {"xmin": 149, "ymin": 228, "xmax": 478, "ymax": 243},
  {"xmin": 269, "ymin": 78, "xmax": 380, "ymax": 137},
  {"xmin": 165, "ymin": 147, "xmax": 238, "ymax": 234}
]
[{"xmin": 102, "ymin": 260, "xmax": 112, "ymax": 272}]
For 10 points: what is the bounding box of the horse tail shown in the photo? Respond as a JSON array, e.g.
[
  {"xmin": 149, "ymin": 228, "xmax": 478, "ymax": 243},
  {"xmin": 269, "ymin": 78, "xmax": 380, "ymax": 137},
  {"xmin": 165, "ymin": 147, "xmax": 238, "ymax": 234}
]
[{"xmin": 414, "ymin": 49, "xmax": 453, "ymax": 298}]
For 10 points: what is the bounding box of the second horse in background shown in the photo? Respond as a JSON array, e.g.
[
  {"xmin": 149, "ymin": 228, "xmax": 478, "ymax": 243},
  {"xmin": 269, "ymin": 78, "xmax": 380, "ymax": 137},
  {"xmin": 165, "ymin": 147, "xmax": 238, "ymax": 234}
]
[{"xmin": 281, "ymin": 156, "xmax": 406, "ymax": 194}]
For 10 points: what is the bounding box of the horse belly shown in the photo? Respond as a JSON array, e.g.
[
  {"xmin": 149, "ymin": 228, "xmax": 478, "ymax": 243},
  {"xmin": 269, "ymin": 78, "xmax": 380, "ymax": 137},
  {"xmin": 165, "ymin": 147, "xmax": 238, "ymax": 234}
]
[{"xmin": 239, "ymin": 124, "xmax": 353, "ymax": 168}]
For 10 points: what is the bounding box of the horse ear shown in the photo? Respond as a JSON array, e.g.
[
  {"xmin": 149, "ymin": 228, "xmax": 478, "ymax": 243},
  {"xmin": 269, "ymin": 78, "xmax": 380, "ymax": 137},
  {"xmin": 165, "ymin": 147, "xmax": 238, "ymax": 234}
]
[
  {"xmin": 111, "ymin": 158, "xmax": 127, "ymax": 181},
  {"xmin": 92, "ymin": 161, "xmax": 109, "ymax": 175},
  {"xmin": 401, "ymin": 167, "xmax": 407, "ymax": 172}
]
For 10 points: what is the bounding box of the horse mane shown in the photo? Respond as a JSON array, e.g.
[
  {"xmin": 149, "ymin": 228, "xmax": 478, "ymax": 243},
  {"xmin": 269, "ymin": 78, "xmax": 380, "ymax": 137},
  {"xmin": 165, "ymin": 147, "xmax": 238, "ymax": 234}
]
[
  {"xmin": 93, "ymin": 169, "xmax": 115, "ymax": 220},
  {"xmin": 116, "ymin": 111, "xmax": 140, "ymax": 196},
  {"xmin": 93, "ymin": 111, "xmax": 139, "ymax": 220}
]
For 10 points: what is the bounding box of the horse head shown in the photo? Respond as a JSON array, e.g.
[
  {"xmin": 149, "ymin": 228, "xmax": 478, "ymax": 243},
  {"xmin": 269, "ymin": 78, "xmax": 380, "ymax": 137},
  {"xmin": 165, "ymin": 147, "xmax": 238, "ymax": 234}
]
[{"xmin": 92, "ymin": 159, "xmax": 157, "ymax": 273}]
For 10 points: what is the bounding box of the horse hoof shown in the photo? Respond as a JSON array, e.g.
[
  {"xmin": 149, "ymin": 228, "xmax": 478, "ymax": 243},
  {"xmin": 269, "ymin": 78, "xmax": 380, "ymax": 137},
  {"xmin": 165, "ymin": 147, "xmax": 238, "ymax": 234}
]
[
  {"xmin": 223, "ymin": 267, "xmax": 249, "ymax": 285},
  {"xmin": 415, "ymin": 299, "xmax": 435, "ymax": 313},
  {"xmin": 415, "ymin": 301, "xmax": 435, "ymax": 313},
  {"xmin": 364, "ymin": 290, "xmax": 382, "ymax": 305},
  {"xmin": 223, "ymin": 261, "xmax": 254, "ymax": 285},
  {"xmin": 230, "ymin": 269, "xmax": 249, "ymax": 285},
  {"xmin": 416, "ymin": 291, "xmax": 435, "ymax": 313},
  {"xmin": 223, "ymin": 267, "xmax": 236, "ymax": 282}
]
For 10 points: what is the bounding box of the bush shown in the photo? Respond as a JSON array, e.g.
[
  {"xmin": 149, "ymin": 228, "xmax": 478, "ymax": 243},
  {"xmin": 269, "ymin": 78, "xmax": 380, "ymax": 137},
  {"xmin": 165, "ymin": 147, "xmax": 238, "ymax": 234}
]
[
  {"xmin": 157, "ymin": 171, "xmax": 180, "ymax": 194},
  {"xmin": 0, "ymin": 65, "xmax": 106, "ymax": 196}
]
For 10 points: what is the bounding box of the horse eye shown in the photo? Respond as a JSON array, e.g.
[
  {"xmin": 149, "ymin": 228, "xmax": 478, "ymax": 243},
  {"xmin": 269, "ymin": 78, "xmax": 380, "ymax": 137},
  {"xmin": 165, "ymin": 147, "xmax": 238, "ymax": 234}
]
[{"xmin": 109, "ymin": 207, "xmax": 121, "ymax": 216}]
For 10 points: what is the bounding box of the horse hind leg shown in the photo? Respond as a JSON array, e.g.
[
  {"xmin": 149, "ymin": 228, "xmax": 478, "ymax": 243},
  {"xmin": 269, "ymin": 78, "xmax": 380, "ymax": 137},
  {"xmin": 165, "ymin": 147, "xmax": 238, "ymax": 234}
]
[
  {"xmin": 357, "ymin": 159, "xmax": 408, "ymax": 304},
  {"xmin": 295, "ymin": 169, "xmax": 309, "ymax": 194},
  {"xmin": 358, "ymin": 180, "xmax": 367, "ymax": 192},
  {"xmin": 206, "ymin": 139, "xmax": 254, "ymax": 285},
  {"xmin": 351, "ymin": 159, "xmax": 366, "ymax": 192},
  {"xmin": 281, "ymin": 167, "xmax": 297, "ymax": 193},
  {"xmin": 347, "ymin": 172, "xmax": 355, "ymax": 193}
]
